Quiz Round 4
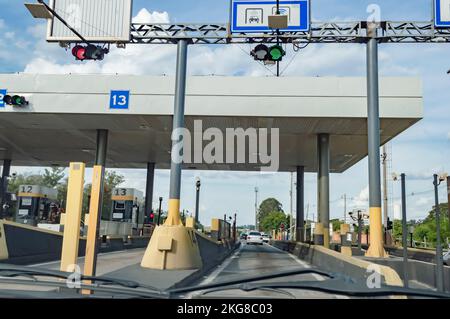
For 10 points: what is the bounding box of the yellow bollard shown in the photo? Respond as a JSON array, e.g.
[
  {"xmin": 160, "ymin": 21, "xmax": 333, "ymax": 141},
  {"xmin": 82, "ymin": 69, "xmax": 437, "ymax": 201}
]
[
  {"xmin": 82, "ymin": 165, "xmax": 104, "ymax": 295},
  {"xmin": 60, "ymin": 163, "xmax": 85, "ymax": 274}
]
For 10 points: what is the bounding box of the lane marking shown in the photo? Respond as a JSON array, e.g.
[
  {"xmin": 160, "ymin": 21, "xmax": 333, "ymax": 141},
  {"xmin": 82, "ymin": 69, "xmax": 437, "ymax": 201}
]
[
  {"xmin": 264, "ymin": 244, "xmax": 324, "ymax": 281},
  {"xmin": 200, "ymin": 244, "xmax": 243, "ymax": 286}
]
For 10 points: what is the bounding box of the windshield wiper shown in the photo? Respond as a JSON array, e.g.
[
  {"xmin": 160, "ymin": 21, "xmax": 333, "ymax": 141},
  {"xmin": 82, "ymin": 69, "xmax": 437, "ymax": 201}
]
[
  {"xmin": 169, "ymin": 268, "xmax": 334, "ymax": 295},
  {"xmin": 0, "ymin": 277, "xmax": 168, "ymax": 299},
  {"xmin": 228, "ymin": 279, "xmax": 450, "ymax": 299},
  {"xmin": 0, "ymin": 264, "xmax": 163, "ymax": 295},
  {"xmin": 168, "ymin": 267, "xmax": 450, "ymax": 299}
]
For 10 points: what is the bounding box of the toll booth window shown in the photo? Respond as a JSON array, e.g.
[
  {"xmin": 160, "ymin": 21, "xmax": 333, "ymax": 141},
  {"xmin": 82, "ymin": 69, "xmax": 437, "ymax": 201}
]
[
  {"xmin": 114, "ymin": 202, "xmax": 125, "ymax": 210},
  {"xmin": 21, "ymin": 197, "xmax": 32, "ymax": 206}
]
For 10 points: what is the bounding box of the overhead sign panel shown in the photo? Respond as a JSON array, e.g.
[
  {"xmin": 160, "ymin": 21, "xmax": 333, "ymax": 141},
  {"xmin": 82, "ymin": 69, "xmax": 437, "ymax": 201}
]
[
  {"xmin": 231, "ymin": 0, "xmax": 310, "ymax": 33},
  {"xmin": 47, "ymin": 0, "xmax": 133, "ymax": 42},
  {"xmin": 435, "ymin": 0, "xmax": 450, "ymax": 27}
]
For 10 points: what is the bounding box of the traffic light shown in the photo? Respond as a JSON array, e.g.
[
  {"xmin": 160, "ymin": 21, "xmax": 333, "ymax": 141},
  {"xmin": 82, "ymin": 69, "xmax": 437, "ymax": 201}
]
[
  {"xmin": 251, "ymin": 44, "xmax": 270, "ymax": 61},
  {"xmin": 2, "ymin": 95, "xmax": 29, "ymax": 106},
  {"xmin": 251, "ymin": 44, "xmax": 286, "ymax": 62},
  {"xmin": 387, "ymin": 218, "xmax": 393, "ymax": 231},
  {"xmin": 72, "ymin": 44, "xmax": 108, "ymax": 61},
  {"xmin": 268, "ymin": 45, "xmax": 285, "ymax": 62},
  {"xmin": 149, "ymin": 211, "xmax": 155, "ymax": 223}
]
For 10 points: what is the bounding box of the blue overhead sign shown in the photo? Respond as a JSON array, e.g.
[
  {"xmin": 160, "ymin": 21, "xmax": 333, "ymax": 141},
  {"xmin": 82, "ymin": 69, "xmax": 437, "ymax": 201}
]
[
  {"xmin": 435, "ymin": 0, "xmax": 450, "ymax": 27},
  {"xmin": 0, "ymin": 89, "xmax": 6, "ymax": 108},
  {"xmin": 110, "ymin": 90, "xmax": 130, "ymax": 109},
  {"xmin": 231, "ymin": 0, "xmax": 310, "ymax": 33}
]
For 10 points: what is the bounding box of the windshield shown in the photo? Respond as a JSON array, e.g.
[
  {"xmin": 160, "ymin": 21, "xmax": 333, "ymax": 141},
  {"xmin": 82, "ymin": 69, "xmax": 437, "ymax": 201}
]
[{"xmin": 2, "ymin": 0, "xmax": 450, "ymax": 312}]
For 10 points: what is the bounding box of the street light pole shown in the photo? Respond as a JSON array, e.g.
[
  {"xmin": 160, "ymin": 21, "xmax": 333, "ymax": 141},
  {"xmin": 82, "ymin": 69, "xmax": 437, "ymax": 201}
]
[
  {"xmin": 400, "ymin": 173, "xmax": 409, "ymax": 288},
  {"xmin": 433, "ymin": 174, "xmax": 445, "ymax": 292},
  {"xmin": 157, "ymin": 197, "xmax": 163, "ymax": 226},
  {"xmin": 254, "ymin": 187, "xmax": 259, "ymax": 231},
  {"xmin": 195, "ymin": 177, "xmax": 201, "ymax": 226}
]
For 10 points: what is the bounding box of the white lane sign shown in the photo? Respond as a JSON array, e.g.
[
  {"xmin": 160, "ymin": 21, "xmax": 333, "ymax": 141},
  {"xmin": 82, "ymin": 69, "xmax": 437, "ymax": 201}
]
[
  {"xmin": 230, "ymin": 0, "xmax": 310, "ymax": 33},
  {"xmin": 435, "ymin": 0, "xmax": 450, "ymax": 27}
]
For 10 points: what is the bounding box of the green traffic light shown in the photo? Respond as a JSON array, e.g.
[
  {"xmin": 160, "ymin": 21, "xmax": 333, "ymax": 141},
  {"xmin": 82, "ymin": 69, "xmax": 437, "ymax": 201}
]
[
  {"xmin": 269, "ymin": 45, "xmax": 285, "ymax": 61},
  {"xmin": 11, "ymin": 95, "xmax": 28, "ymax": 106}
]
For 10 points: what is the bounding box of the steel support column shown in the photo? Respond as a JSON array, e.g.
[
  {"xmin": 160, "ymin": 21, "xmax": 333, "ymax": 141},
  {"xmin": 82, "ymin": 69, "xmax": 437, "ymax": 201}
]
[
  {"xmin": 82, "ymin": 129, "xmax": 108, "ymax": 284},
  {"xmin": 145, "ymin": 163, "xmax": 155, "ymax": 219},
  {"xmin": 0, "ymin": 159, "xmax": 11, "ymax": 219},
  {"xmin": 317, "ymin": 134, "xmax": 330, "ymax": 248},
  {"xmin": 365, "ymin": 25, "xmax": 387, "ymax": 258},
  {"xmin": 95, "ymin": 130, "xmax": 108, "ymax": 166},
  {"xmin": 165, "ymin": 39, "xmax": 188, "ymax": 226},
  {"xmin": 296, "ymin": 166, "xmax": 305, "ymax": 242}
]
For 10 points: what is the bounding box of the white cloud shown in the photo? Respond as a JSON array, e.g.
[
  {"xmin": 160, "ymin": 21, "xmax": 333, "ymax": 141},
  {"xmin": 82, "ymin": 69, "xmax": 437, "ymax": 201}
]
[
  {"xmin": 351, "ymin": 186, "xmax": 369, "ymax": 209},
  {"xmin": 132, "ymin": 8, "xmax": 170, "ymax": 23}
]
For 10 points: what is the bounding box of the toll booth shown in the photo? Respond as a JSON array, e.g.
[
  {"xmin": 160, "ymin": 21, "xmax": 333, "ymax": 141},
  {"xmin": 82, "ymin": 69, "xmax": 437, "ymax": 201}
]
[
  {"xmin": 110, "ymin": 188, "xmax": 144, "ymax": 232},
  {"xmin": 15, "ymin": 185, "xmax": 58, "ymax": 226}
]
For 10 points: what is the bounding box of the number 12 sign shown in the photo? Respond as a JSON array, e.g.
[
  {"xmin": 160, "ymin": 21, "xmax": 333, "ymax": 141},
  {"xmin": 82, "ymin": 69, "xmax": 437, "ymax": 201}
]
[{"xmin": 110, "ymin": 90, "xmax": 130, "ymax": 109}]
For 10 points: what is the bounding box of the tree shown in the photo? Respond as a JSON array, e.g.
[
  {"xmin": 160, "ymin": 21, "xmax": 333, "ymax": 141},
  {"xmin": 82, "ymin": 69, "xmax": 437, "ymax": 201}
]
[
  {"xmin": 331, "ymin": 219, "xmax": 343, "ymax": 232},
  {"xmin": 260, "ymin": 211, "xmax": 289, "ymax": 233},
  {"xmin": 412, "ymin": 203, "xmax": 449, "ymax": 248},
  {"xmin": 258, "ymin": 198, "xmax": 283, "ymax": 226},
  {"xmin": 42, "ymin": 167, "xmax": 65, "ymax": 188}
]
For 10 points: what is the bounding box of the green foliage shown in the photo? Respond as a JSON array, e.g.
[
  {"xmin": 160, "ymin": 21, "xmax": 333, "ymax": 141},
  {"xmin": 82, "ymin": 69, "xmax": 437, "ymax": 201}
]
[
  {"xmin": 331, "ymin": 219, "xmax": 343, "ymax": 232},
  {"xmin": 42, "ymin": 167, "xmax": 66, "ymax": 188},
  {"xmin": 259, "ymin": 211, "xmax": 289, "ymax": 233},
  {"xmin": 412, "ymin": 203, "xmax": 449, "ymax": 247},
  {"xmin": 258, "ymin": 198, "xmax": 284, "ymax": 226}
]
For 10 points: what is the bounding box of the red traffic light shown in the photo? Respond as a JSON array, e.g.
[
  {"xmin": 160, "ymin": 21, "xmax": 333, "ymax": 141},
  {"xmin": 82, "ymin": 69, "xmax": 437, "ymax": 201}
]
[
  {"xmin": 72, "ymin": 44, "xmax": 108, "ymax": 61},
  {"xmin": 150, "ymin": 213, "xmax": 155, "ymax": 219},
  {"xmin": 72, "ymin": 45, "xmax": 86, "ymax": 60}
]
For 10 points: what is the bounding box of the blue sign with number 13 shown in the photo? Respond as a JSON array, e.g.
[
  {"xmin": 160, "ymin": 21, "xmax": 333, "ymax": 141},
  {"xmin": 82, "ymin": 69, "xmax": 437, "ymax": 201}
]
[
  {"xmin": 110, "ymin": 90, "xmax": 130, "ymax": 109},
  {"xmin": 0, "ymin": 89, "xmax": 7, "ymax": 108}
]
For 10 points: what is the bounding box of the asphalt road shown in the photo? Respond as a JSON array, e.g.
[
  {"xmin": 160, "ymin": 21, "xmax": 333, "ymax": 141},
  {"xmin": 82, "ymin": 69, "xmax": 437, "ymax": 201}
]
[{"xmin": 188, "ymin": 242, "xmax": 349, "ymax": 299}]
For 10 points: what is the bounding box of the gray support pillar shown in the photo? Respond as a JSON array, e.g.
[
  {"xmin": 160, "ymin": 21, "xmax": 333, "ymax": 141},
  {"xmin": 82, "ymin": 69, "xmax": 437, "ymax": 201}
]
[
  {"xmin": 0, "ymin": 159, "xmax": 11, "ymax": 219},
  {"xmin": 317, "ymin": 134, "xmax": 330, "ymax": 248},
  {"xmin": 296, "ymin": 166, "xmax": 305, "ymax": 242},
  {"xmin": 84, "ymin": 129, "xmax": 108, "ymax": 279},
  {"xmin": 166, "ymin": 39, "xmax": 188, "ymax": 226},
  {"xmin": 94, "ymin": 129, "xmax": 108, "ymax": 220},
  {"xmin": 95, "ymin": 130, "xmax": 108, "ymax": 166},
  {"xmin": 145, "ymin": 163, "xmax": 155, "ymax": 218},
  {"xmin": 365, "ymin": 24, "xmax": 387, "ymax": 258}
]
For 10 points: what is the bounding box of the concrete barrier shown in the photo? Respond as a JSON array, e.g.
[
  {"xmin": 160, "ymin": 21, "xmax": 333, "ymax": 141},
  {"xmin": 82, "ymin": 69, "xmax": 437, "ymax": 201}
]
[
  {"xmin": 364, "ymin": 257, "xmax": 450, "ymax": 292},
  {"xmin": 0, "ymin": 220, "xmax": 150, "ymax": 265},
  {"xmin": 384, "ymin": 246, "xmax": 437, "ymax": 263},
  {"xmin": 272, "ymin": 241, "xmax": 403, "ymax": 287}
]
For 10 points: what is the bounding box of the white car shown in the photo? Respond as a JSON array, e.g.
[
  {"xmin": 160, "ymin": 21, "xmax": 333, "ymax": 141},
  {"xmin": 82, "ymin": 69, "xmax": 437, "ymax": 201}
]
[{"xmin": 246, "ymin": 231, "xmax": 264, "ymax": 245}]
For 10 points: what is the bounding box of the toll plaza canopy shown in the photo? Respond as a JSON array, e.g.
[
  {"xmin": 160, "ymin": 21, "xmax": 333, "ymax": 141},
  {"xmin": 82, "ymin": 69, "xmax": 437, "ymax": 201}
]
[{"xmin": 0, "ymin": 74, "xmax": 422, "ymax": 172}]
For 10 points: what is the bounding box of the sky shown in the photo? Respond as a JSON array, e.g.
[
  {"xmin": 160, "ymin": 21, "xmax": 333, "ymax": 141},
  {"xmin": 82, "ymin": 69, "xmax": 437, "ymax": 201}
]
[{"xmin": 0, "ymin": 0, "xmax": 450, "ymax": 227}]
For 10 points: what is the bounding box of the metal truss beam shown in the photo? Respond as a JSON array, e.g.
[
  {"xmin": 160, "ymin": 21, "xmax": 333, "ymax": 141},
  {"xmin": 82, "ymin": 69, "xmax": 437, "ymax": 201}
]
[{"xmin": 128, "ymin": 21, "xmax": 450, "ymax": 45}]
